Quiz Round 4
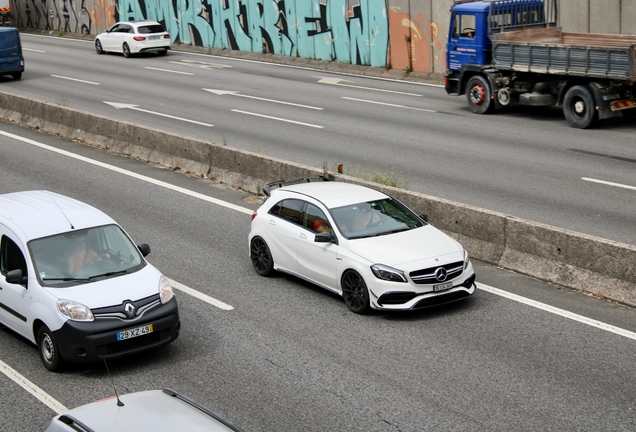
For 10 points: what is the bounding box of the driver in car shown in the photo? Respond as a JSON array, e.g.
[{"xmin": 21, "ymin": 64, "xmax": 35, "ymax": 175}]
[{"xmin": 67, "ymin": 233, "xmax": 110, "ymax": 274}]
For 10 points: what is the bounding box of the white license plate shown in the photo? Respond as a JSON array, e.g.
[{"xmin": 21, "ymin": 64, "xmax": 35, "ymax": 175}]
[
  {"xmin": 117, "ymin": 324, "xmax": 153, "ymax": 341},
  {"xmin": 148, "ymin": 36, "xmax": 160, "ymax": 40},
  {"xmin": 433, "ymin": 282, "xmax": 453, "ymax": 292}
]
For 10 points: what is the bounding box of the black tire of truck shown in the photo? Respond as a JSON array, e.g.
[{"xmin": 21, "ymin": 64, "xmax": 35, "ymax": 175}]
[
  {"xmin": 466, "ymin": 75, "xmax": 494, "ymax": 114},
  {"xmin": 563, "ymin": 85, "xmax": 599, "ymax": 129},
  {"xmin": 621, "ymin": 108, "xmax": 636, "ymax": 120}
]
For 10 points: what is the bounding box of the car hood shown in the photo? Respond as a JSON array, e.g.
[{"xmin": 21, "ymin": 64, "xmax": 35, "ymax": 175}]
[
  {"xmin": 346, "ymin": 225, "xmax": 464, "ymax": 267},
  {"xmin": 45, "ymin": 264, "xmax": 163, "ymax": 309}
]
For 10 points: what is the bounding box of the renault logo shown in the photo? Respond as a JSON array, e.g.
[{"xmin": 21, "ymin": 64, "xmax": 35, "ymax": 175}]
[
  {"xmin": 124, "ymin": 302, "xmax": 137, "ymax": 319},
  {"xmin": 435, "ymin": 267, "xmax": 448, "ymax": 282}
]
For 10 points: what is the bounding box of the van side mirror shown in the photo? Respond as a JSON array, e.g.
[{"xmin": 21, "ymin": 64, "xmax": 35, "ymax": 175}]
[
  {"xmin": 137, "ymin": 243, "xmax": 151, "ymax": 257},
  {"xmin": 6, "ymin": 269, "xmax": 27, "ymax": 287}
]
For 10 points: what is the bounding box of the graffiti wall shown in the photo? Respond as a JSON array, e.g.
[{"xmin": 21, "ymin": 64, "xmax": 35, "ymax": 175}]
[{"xmin": 10, "ymin": 0, "xmax": 632, "ymax": 75}]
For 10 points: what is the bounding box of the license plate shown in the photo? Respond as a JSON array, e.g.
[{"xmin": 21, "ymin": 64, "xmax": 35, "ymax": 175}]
[
  {"xmin": 117, "ymin": 324, "xmax": 153, "ymax": 341},
  {"xmin": 433, "ymin": 282, "xmax": 453, "ymax": 292},
  {"xmin": 148, "ymin": 36, "xmax": 160, "ymax": 40}
]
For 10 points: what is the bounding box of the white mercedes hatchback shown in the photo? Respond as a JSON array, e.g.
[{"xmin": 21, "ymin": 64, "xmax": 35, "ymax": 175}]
[
  {"xmin": 0, "ymin": 191, "xmax": 180, "ymax": 371},
  {"xmin": 95, "ymin": 20, "xmax": 171, "ymax": 57},
  {"xmin": 249, "ymin": 177, "xmax": 476, "ymax": 314}
]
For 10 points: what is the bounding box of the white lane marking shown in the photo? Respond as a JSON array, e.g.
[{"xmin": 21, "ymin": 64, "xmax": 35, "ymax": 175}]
[
  {"xmin": 478, "ymin": 282, "xmax": 636, "ymax": 341},
  {"xmin": 0, "ymin": 359, "xmax": 68, "ymax": 414},
  {"xmin": 317, "ymin": 77, "xmax": 423, "ymax": 96},
  {"xmin": 145, "ymin": 67, "xmax": 194, "ymax": 75},
  {"xmin": 0, "ymin": 130, "xmax": 253, "ymax": 215},
  {"xmin": 103, "ymin": 102, "xmax": 214, "ymax": 127},
  {"xmin": 2, "ymin": 129, "xmax": 632, "ymax": 340},
  {"xmin": 231, "ymin": 109, "xmax": 324, "ymax": 128},
  {"xmin": 23, "ymin": 48, "xmax": 46, "ymax": 53},
  {"xmin": 51, "ymin": 75, "xmax": 100, "ymax": 85},
  {"xmin": 203, "ymin": 89, "xmax": 323, "ymax": 110},
  {"xmin": 169, "ymin": 278, "xmax": 234, "ymax": 310},
  {"xmin": 582, "ymin": 177, "xmax": 636, "ymax": 191},
  {"xmin": 342, "ymin": 96, "xmax": 437, "ymax": 112}
]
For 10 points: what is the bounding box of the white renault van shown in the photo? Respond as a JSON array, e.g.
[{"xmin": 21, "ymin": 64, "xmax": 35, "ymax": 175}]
[{"xmin": 0, "ymin": 191, "xmax": 180, "ymax": 371}]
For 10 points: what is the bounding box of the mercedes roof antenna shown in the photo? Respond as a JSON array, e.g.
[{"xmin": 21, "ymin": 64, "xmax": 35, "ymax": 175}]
[{"xmin": 103, "ymin": 359, "xmax": 124, "ymax": 406}]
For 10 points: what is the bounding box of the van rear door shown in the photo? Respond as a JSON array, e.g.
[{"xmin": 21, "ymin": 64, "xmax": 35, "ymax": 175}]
[{"xmin": 0, "ymin": 27, "xmax": 24, "ymax": 80}]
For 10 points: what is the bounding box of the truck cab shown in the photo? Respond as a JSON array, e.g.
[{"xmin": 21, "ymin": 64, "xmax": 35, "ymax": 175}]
[{"xmin": 446, "ymin": 2, "xmax": 491, "ymax": 73}]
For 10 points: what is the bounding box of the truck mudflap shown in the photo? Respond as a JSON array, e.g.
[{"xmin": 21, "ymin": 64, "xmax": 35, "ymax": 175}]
[{"xmin": 445, "ymin": 71, "xmax": 462, "ymax": 96}]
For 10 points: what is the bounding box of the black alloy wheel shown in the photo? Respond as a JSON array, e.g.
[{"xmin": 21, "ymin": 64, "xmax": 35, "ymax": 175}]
[
  {"xmin": 342, "ymin": 270, "xmax": 370, "ymax": 314},
  {"xmin": 250, "ymin": 237, "xmax": 274, "ymax": 276}
]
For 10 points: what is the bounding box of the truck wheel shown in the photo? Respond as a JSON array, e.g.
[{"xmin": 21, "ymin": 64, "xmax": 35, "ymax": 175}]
[
  {"xmin": 466, "ymin": 76, "xmax": 494, "ymax": 114},
  {"xmin": 621, "ymin": 108, "xmax": 636, "ymax": 120},
  {"xmin": 563, "ymin": 85, "xmax": 598, "ymax": 129}
]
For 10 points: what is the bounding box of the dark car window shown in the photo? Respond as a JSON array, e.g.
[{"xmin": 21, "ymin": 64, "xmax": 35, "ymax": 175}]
[
  {"xmin": 304, "ymin": 203, "xmax": 332, "ymax": 233},
  {"xmin": 0, "ymin": 235, "xmax": 27, "ymax": 277},
  {"xmin": 121, "ymin": 25, "xmax": 133, "ymax": 33},
  {"xmin": 271, "ymin": 199, "xmax": 305, "ymax": 225},
  {"xmin": 138, "ymin": 25, "xmax": 165, "ymax": 34}
]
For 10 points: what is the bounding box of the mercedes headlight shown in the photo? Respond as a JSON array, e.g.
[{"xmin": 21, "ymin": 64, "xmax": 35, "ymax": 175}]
[{"xmin": 371, "ymin": 264, "xmax": 407, "ymax": 282}]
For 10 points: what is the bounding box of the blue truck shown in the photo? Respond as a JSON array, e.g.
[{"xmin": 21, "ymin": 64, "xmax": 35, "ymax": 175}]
[{"xmin": 444, "ymin": 0, "xmax": 636, "ymax": 128}]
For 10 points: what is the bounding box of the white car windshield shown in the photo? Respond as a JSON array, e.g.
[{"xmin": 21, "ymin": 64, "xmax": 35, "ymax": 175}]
[
  {"xmin": 331, "ymin": 198, "xmax": 425, "ymax": 239},
  {"xmin": 28, "ymin": 224, "xmax": 144, "ymax": 287}
]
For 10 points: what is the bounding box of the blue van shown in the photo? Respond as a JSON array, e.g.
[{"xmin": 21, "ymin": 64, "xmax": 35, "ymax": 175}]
[{"xmin": 0, "ymin": 27, "xmax": 24, "ymax": 80}]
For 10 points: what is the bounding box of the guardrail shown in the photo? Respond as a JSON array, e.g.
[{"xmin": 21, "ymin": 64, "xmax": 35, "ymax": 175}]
[{"xmin": 1, "ymin": 90, "xmax": 634, "ymax": 307}]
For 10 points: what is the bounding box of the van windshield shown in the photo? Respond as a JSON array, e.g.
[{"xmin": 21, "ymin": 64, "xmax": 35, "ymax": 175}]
[{"xmin": 28, "ymin": 224, "xmax": 145, "ymax": 287}]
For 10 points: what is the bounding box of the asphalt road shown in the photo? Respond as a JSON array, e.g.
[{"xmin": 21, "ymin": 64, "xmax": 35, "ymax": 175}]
[
  {"xmin": 2, "ymin": 33, "xmax": 636, "ymax": 247},
  {"xmin": 0, "ymin": 121, "xmax": 635, "ymax": 431}
]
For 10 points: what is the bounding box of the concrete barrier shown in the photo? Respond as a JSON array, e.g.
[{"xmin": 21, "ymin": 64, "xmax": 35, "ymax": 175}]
[{"xmin": 1, "ymin": 90, "xmax": 635, "ymax": 307}]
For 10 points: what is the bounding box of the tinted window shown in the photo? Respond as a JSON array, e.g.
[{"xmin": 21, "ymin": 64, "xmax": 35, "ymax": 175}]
[
  {"xmin": 138, "ymin": 25, "xmax": 165, "ymax": 34},
  {"xmin": 274, "ymin": 199, "xmax": 305, "ymax": 225},
  {"xmin": 0, "ymin": 30, "xmax": 18, "ymax": 50},
  {"xmin": 0, "ymin": 235, "xmax": 27, "ymax": 276},
  {"xmin": 304, "ymin": 203, "xmax": 332, "ymax": 233}
]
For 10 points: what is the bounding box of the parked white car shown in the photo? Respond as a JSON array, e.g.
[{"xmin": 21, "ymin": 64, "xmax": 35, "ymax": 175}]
[
  {"xmin": 249, "ymin": 177, "xmax": 476, "ymax": 314},
  {"xmin": 46, "ymin": 388, "xmax": 243, "ymax": 432},
  {"xmin": 0, "ymin": 191, "xmax": 180, "ymax": 371},
  {"xmin": 95, "ymin": 20, "xmax": 171, "ymax": 57}
]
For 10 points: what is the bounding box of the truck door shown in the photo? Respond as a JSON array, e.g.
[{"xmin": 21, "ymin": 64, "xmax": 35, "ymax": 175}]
[{"xmin": 447, "ymin": 13, "xmax": 480, "ymax": 71}]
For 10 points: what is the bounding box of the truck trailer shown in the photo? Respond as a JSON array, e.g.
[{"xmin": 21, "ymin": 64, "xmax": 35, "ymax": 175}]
[{"xmin": 444, "ymin": 0, "xmax": 636, "ymax": 128}]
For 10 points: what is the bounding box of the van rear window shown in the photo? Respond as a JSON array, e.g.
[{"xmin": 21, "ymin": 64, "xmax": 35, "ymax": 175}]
[{"xmin": 0, "ymin": 31, "xmax": 18, "ymax": 50}]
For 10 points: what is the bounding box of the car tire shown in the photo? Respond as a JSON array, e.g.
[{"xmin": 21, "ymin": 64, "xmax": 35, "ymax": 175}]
[
  {"xmin": 95, "ymin": 39, "xmax": 104, "ymax": 54},
  {"xmin": 123, "ymin": 43, "xmax": 131, "ymax": 58},
  {"xmin": 466, "ymin": 75, "xmax": 494, "ymax": 114},
  {"xmin": 250, "ymin": 237, "xmax": 274, "ymax": 276},
  {"xmin": 342, "ymin": 270, "xmax": 370, "ymax": 314},
  {"xmin": 38, "ymin": 326, "xmax": 64, "ymax": 372},
  {"xmin": 563, "ymin": 85, "xmax": 599, "ymax": 129},
  {"xmin": 158, "ymin": 50, "xmax": 168, "ymax": 56}
]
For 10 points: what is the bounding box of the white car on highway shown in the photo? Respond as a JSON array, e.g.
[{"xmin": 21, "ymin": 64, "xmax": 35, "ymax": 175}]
[
  {"xmin": 95, "ymin": 20, "xmax": 171, "ymax": 58},
  {"xmin": 0, "ymin": 190, "xmax": 180, "ymax": 371},
  {"xmin": 249, "ymin": 177, "xmax": 476, "ymax": 313}
]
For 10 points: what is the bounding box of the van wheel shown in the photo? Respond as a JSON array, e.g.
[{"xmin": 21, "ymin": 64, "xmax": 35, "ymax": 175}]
[
  {"xmin": 466, "ymin": 75, "xmax": 494, "ymax": 114},
  {"xmin": 563, "ymin": 85, "xmax": 598, "ymax": 128},
  {"xmin": 11, "ymin": 72, "xmax": 21, "ymax": 80},
  {"xmin": 38, "ymin": 326, "xmax": 64, "ymax": 372}
]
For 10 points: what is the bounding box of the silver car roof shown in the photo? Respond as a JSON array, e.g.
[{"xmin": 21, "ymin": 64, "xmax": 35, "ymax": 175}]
[{"xmin": 46, "ymin": 389, "xmax": 242, "ymax": 432}]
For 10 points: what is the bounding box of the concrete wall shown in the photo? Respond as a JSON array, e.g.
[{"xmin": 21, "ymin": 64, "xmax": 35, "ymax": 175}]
[
  {"xmin": 10, "ymin": 0, "xmax": 634, "ymax": 74},
  {"xmin": 1, "ymin": 90, "xmax": 635, "ymax": 307}
]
